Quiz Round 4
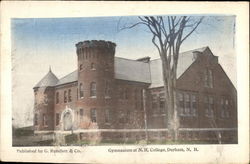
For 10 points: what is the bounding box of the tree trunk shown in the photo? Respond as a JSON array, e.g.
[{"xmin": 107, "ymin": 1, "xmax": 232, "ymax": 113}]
[{"xmin": 162, "ymin": 59, "xmax": 179, "ymax": 141}]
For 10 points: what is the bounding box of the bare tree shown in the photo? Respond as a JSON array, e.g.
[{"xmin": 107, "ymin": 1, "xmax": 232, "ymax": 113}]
[{"xmin": 120, "ymin": 16, "xmax": 203, "ymax": 141}]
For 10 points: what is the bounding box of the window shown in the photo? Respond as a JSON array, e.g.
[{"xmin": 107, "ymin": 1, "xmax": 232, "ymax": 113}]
[
  {"xmin": 105, "ymin": 63, "xmax": 109, "ymax": 71},
  {"xmin": 159, "ymin": 98, "xmax": 165, "ymax": 113},
  {"xmin": 43, "ymin": 114, "xmax": 47, "ymax": 126},
  {"xmin": 135, "ymin": 89, "xmax": 138, "ymax": 108},
  {"xmin": 178, "ymin": 92, "xmax": 197, "ymax": 116},
  {"xmin": 80, "ymin": 109, "xmax": 84, "ymax": 120},
  {"xmin": 140, "ymin": 89, "xmax": 143, "ymax": 110},
  {"xmin": 79, "ymin": 64, "xmax": 83, "ymax": 71},
  {"xmin": 151, "ymin": 94, "xmax": 158, "ymax": 113},
  {"xmin": 79, "ymin": 83, "xmax": 84, "ymax": 98},
  {"xmin": 104, "ymin": 81, "xmax": 111, "ymax": 98},
  {"xmin": 119, "ymin": 88, "xmax": 129, "ymax": 100},
  {"xmin": 90, "ymin": 82, "xmax": 97, "ymax": 97},
  {"xmin": 184, "ymin": 93, "xmax": 190, "ymax": 115},
  {"xmin": 118, "ymin": 111, "xmax": 126, "ymax": 124},
  {"xmin": 178, "ymin": 93, "xmax": 184, "ymax": 115},
  {"xmin": 68, "ymin": 89, "xmax": 72, "ymax": 102},
  {"xmin": 119, "ymin": 87, "xmax": 123, "ymax": 99},
  {"xmin": 221, "ymin": 98, "xmax": 230, "ymax": 118},
  {"xmin": 125, "ymin": 88, "xmax": 129, "ymax": 99},
  {"xmin": 56, "ymin": 113, "xmax": 60, "ymax": 126},
  {"xmin": 204, "ymin": 68, "xmax": 213, "ymax": 88},
  {"xmin": 204, "ymin": 96, "xmax": 214, "ymax": 117},
  {"xmin": 34, "ymin": 114, "xmax": 38, "ymax": 126},
  {"xmin": 126, "ymin": 110, "xmax": 130, "ymax": 123},
  {"xmin": 91, "ymin": 109, "xmax": 97, "ymax": 122},
  {"xmin": 64, "ymin": 91, "xmax": 67, "ymax": 103},
  {"xmin": 105, "ymin": 109, "xmax": 110, "ymax": 123},
  {"xmin": 91, "ymin": 63, "xmax": 96, "ymax": 70},
  {"xmin": 56, "ymin": 92, "xmax": 59, "ymax": 104},
  {"xmin": 191, "ymin": 95, "xmax": 197, "ymax": 116}
]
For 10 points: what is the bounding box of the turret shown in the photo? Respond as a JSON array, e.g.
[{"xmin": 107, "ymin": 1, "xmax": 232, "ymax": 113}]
[{"xmin": 33, "ymin": 68, "xmax": 58, "ymax": 131}]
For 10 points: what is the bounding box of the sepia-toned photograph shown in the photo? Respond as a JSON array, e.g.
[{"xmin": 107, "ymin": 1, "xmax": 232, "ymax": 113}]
[{"xmin": 12, "ymin": 15, "xmax": 238, "ymax": 146}]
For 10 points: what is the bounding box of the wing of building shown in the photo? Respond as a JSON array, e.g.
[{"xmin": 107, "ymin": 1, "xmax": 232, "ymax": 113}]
[{"xmin": 33, "ymin": 40, "xmax": 237, "ymax": 144}]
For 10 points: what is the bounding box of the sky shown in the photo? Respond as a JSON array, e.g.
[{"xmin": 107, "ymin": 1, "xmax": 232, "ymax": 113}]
[{"xmin": 11, "ymin": 16, "xmax": 236, "ymax": 127}]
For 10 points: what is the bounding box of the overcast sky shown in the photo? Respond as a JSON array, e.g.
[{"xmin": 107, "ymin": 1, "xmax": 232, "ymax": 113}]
[{"xmin": 12, "ymin": 16, "xmax": 236, "ymax": 127}]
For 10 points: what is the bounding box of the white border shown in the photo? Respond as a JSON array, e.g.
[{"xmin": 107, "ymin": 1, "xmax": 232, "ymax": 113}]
[{"xmin": 1, "ymin": 1, "xmax": 249, "ymax": 163}]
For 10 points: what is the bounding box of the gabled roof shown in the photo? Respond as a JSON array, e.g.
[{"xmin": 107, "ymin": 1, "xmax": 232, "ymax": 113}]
[
  {"xmin": 34, "ymin": 68, "xmax": 59, "ymax": 88},
  {"xmin": 149, "ymin": 47, "xmax": 208, "ymax": 88},
  {"xmin": 114, "ymin": 57, "xmax": 151, "ymax": 83},
  {"xmin": 56, "ymin": 70, "xmax": 78, "ymax": 86},
  {"xmin": 34, "ymin": 46, "xmax": 211, "ymax": 88}
]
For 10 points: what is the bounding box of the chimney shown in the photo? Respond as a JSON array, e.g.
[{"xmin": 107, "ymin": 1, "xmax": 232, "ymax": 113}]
[
  {"xmin": 192, "ymin": 51, "xmax": 202, "ymax": 60},
  {"xmin": 136, "ymin": 56, "xmax": 151, "ymax": 63}
]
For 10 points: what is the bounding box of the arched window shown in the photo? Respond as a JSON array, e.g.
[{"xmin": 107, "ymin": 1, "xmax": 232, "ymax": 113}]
[
  {"xmin": 79, "ymin": 83, "xmax": 84, "ymax": 98},
  {"xmin": 79, "ymin": 64, "xmax": 83, "ymax": 71},
  {"xmin": 90, "ymin": 82, "xmax": 96, "ymax": 97},
  {"xmin": 68, "ymin": 89, "xmax": 72, "ymax": 102}
]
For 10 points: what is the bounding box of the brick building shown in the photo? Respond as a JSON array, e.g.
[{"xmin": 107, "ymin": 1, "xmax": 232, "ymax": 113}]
[{"xmin": 33, "ymin": 40, "xmax": 237, "ymax": 144}]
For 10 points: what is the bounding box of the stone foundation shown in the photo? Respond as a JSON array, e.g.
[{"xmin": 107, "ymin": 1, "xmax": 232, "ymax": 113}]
[{"xmin": 39, "ymin": 128, "xmax": 238, "ymax": 145}]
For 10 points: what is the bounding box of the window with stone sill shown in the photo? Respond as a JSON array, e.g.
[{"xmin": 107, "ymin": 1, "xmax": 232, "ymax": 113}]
[
  {"xmin": 220, "ymin": 98, "xmax": 230, "ymax": 118},
  {"xmin": 178, "ymin": 92, "xmax": 197, "ymax": 117},
  {"xmin": 64, "ymin": 91, "xmax": 67, "ymax": 103},
  {"xmin": 204, "ymin": 68, "xmax": 213, "ymax": 88},
  {"xmin": 68, "ymin": 89, "xmax": 72, "ymax": 102},
  {"xmin": 124, "ymin": 88, "xmax": 129, "ymax": 100},
  {"xmin": 104, "ymin": 81, "xmax": 111, "ymax": 98},
  {"xmin": 90, "ymin": 108, "xmax": 97, "ymax": 123},
  {"xmin": 159, "ymin": 98, "xmax": 165, "ymax": 113},
  {"xmin": 119, "ymin": 87, "xmax": 123, "ymax": 99},
  {"xmin": 90, "ymin": 82, "xmax": 97, "ymax": 97},
  {"xmin": 79, "ymin": 83, "xmax": 84, "ymax": 98},
  {"xmin": 80, "ymin": 109, "xmax": 84, "ymax": 121},
  {"xmin": 204, "ymin": 96, "xmax": 214, "ymax": 118},
  {"xmin": 91, "ymin": 63, "xmax": 96, "ymax": 70},
  {"xmin": 105, "ymin": 63, "xmax": 109, "ymax": 71},
  {"xmin": 105, "ymin": 109, "xmax": 111, "ymax": 123}
]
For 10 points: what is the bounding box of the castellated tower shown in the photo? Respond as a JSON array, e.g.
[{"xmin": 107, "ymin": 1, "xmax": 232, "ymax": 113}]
[{"xmin": 75, "ymin": 40, "xmax": 116, "ymax": 129}]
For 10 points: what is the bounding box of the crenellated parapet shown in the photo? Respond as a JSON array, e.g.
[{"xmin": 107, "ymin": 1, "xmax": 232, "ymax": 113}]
[{"xmin": 76, "ymin": 40, "xmax": 116, "ymax": 56}]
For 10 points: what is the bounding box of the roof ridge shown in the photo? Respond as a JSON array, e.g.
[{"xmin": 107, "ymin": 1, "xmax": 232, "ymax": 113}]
[
  {"xmin": 115, "ymin": 57, "xmax": 149, "ymax": 64},
  {"xmin": 149, "ymin": 46, "xmax": 208, "ymax": 62},
  {"xmin": 58, "ymin": 70, "xmax": 77, "ymax": 80}
]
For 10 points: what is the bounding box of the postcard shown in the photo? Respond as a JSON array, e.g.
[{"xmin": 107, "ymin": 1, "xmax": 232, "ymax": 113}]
[{"xmin": 1, "ymin": 1, "xmax": 249, "ymax": 163}]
